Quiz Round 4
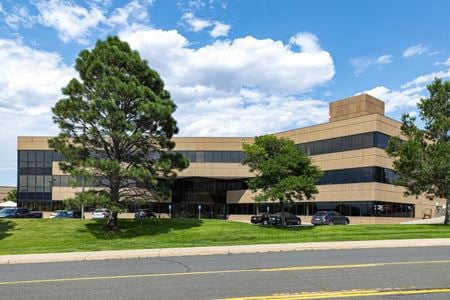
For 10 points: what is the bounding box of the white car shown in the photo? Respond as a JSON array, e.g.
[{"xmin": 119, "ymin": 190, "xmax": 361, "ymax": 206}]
[{"xmin": 91, "ymin": 208, "xmax": 110, "ymax": 219}]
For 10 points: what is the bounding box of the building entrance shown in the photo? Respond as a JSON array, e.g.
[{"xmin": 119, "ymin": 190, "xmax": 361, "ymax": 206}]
[{"xmin": 173, "ymin": 203, "xmax": 227, "ymax": 219}]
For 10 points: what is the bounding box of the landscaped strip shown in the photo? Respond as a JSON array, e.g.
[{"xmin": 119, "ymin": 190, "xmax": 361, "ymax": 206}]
[{"xmin": 0, "ymin": 219, "xmax": 449, "ymax": 255}]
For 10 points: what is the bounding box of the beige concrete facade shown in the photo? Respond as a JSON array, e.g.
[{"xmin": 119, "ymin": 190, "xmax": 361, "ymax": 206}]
[{"xmin": 17, "ymin": 94, "xmax": 445, "ymax": 223}]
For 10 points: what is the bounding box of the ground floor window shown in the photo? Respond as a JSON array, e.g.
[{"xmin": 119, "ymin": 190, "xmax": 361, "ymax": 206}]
[{"xmin": 228, "ymin": 201, "xmax": 415, "ymax": 218}]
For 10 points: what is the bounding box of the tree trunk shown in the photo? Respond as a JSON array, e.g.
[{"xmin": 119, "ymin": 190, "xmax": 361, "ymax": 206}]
[
  {"xmin": 105, "ymin": 211, "xmax": 119, "ymax": 231},
  {"xmin": 281, "ymin": 201, "xmax": 286, "ymax": 227},
  {"xmin": 445, "ymin": 198, "xmax": 450, "ymax": 225}
]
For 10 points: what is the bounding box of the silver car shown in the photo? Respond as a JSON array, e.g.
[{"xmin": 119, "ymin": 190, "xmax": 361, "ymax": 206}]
[{"xmin": 91, "ymin": 208, "xmax": 110, "ymax": 219}]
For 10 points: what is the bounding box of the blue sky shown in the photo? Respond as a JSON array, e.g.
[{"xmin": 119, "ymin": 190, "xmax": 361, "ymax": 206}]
[{"xmin": 0, "ymin": 0, "xmax": 449, "ymax": 185}]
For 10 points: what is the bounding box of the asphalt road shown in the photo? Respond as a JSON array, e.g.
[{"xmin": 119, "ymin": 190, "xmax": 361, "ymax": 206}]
[{"xmin": 1, "ymin": 246, "xmax": 450, "ymax": 299}]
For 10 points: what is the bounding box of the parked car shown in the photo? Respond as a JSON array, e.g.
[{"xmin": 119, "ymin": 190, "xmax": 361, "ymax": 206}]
[
  {"xmin": 0, "ymin": 208, "xmax": 43, "ymax": 218},
  {"xmin": 135, "ymin": 209, "xmax": 156, "ymax": 219},
  {"xmin": 250, "ymin": 213, "xmax": 271, "ymax": 225},
  {"xmin": 91, "ymin": 208, "xmax": 110, "ymax": 219},
  {"xmin": 50, "ymin": 210, "xmax": 82, "ymax": 219},
  {"xmin": 311, "ymin": 211, "xmax": 350, "ymax": 225},
  {"xmin": 267, "ymin": 212, "xmax": 301, "ymax": 226}
]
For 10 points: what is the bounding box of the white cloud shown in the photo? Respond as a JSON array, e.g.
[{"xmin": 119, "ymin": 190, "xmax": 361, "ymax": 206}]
[
  {"xmin": 363, "ymin": 85, "xmax": 425, "ymax": 113},
  {"xmin": 435, "ymin": 57, "xmax": 450, "ymax": 66},
  {"xmin": 376, "ymin": 55, "xmax": 393, "ymax": 64},
  {"xmin": 180, "ymin": 12, "xmax": 231, "ymax": 37},
  {"xmin": 402, "ymin": 44, "xmax": 428, "ymax": 58},
  {"xmin": 2, "ymin": 5, "xmax": 39, "ymax": 29},
  {"xmin": 350, "ymin": 54, "xmax": 393, "ymax": 76},
  {"xmin": 210, "ymin": 21, "xmax": 230, "ymax": 37},
  {"xmin": 108, "ymin": 0, "xmax": 152, "ymax": 27},
  {"xmin": 362, "ymin": 66, "xmax": 450, "ymax": 113},
  {"xmin": 120, "ymin": 27, "xmax": 334, "ymax": 136},
  {"xmin": 0, "ymin": 39, "xmax": 76, "ymax": 184},
  {"xmin": 35, "ymin": 0, "xmax": 106, "ymax": 44},
  {"xmin": 181, "ymin": 12, "xmax": 212, "ymax": 32},
  {"xmin": 400, "ymin": 68, "xmax": 450, "ymax": 89}
]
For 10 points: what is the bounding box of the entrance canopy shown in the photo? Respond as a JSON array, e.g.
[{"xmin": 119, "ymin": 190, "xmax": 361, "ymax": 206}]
[{"xmin": 0, "ymin": 201, "xmax": 17, "ymax": 208}]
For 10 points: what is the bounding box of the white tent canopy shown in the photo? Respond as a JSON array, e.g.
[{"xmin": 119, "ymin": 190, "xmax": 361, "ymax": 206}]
[{"xmin": 0, "ymin": 201, "xmax": 17, "ymax": 208}]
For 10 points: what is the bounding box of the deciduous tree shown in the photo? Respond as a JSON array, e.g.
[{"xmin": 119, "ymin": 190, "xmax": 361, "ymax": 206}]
[
  {"xmin": 242, "ymin": 135, "xmax": 322, "ymax": 225},
  {"xmin": 387, "ymin": 78, "xmax": 450, "ymax": 225}
]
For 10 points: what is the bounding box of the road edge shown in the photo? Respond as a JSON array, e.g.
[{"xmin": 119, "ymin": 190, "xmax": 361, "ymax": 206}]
[{"xmin": 2, "ymin": 238, "xmax": 450, "ymax": 265}]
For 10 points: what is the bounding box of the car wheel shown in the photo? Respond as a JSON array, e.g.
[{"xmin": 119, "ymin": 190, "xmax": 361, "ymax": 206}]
[{"xmin": 344, "ymin": 219, "xmax": 349, "ymax": 225}]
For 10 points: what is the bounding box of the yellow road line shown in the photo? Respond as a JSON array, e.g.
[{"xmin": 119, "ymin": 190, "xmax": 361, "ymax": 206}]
[
  {"xmin": 1, "ymin": 259, "xmax": 450, "ymax": 286},
  {"xmin": 225, "ymin": 287, "xmax": 450, "ymax": 299}
]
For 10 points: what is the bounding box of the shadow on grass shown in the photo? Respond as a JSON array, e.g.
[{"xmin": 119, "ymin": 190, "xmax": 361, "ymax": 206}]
[
  {"xmin": 0, "ymin": 219, "xmax": 15, "ymax": 240},
  {"xmin": 261, "ymin": 225, "xmax": 315, "ymax": 232},
  {"xmin": 82, "ymin": 218, "xmax": 204, "ymax": 239}
]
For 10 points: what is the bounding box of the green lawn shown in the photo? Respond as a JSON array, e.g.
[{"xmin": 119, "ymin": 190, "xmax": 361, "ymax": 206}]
[{"xmin": 0, "ymin": 218, "xmax": 449, "ymax": 255}]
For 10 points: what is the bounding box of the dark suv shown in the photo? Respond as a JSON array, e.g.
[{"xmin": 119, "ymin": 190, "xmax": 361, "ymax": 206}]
[
  {"xmin": 311, "ymin": 211, "xmax": 350, "ymax": 225},
  {"xmin": 135, "ymin": 209, "xmax": 156, "ymax": 219},
  {"xmin": 267, "ymin": 212, "xmax": 301, "ymax": 226}
]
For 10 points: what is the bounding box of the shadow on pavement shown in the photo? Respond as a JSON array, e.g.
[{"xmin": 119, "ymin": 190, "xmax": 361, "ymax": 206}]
[
  {"xmin": 0, "ymin": 219, "xmax": 15, "ymax": 240},
  {"xmin": 82, "ymin": 218, "xmax": 203, "ymax": 239}
]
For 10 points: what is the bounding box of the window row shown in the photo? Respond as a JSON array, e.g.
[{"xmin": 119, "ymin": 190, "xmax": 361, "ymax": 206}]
[
  {"xmin": 297, "ymin": 132, "xmax": 391, "ymax": 156},
  {"xmin": 227, "ymin": 201, "xmax": 415, "ymax": 218},
  {"xmin": 319, "ymin": 167, "xmax": 398, "ymax": 185},
  {"xmin": 174, "ymin": 151, "xmax": 247, "ymax": 163},
  {"xmin": 174, "ymin": 132, "xmax": 392, "ymax": 163},
  {"xmin": 18, "ymin": 150, "xmax": 64, "ymax": 165}
]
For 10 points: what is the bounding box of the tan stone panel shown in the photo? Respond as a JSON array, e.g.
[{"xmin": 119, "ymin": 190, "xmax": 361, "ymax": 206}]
[
  {"xmin": 52, "ymin": 162, "xmax": 66, "ymax": 175},
  {"xmin": 18, "ymin": 136, "xmax": 52, "ymax": 150},
  {"xmin": 177, "ymin": 163, "xmax": 252, "ymax": 178},
  {"xmin": 173, "ymin": 137, "xmax": 253, "ymax": 151},
  {"xmin": 312, "ymin": 148, "xmax": 393, "ymax": 170},
  {"xmin": 226, "ymin": 183, "xmax": 429, "ymax": 204}
]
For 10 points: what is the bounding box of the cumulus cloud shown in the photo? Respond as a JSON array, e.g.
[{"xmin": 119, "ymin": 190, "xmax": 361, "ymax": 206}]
[
  {"xmin": 181, "ymin": 12, "xmax": 231, "ymax": 37},
  {"xmin": 362, "ymin": 66, "xmax": 450, "ymax": 113},
  {"xmin": 120, "ymin": 27, "xmax": 335, "ymax": 136},
  {"xmin": 210, "ymin": 21, "xmax": 230, "ymax": 38},
  {"xmin": 35, "ymin": 0, "xmax": 106, "ymax": 44},
  {"xmin": 0, "ymin": 39, "xmax": 76, "ymax": 183},
  {"xmin": 402, "ymin": 44, "xmax": 428, "ymax": 58},
  {"xmin": 349, "ymin": 54, "xmax": 393, "ymax": 76},
  {"xmin": 363, "ymin": 85, "xmax": 425, "ymax": 113}
]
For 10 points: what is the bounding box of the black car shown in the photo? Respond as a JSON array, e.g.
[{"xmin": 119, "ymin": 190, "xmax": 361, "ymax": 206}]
[
  {"xmin": 311, "ymin": 211, "xmax": 350, "ymax": 225},
  {"xmin": 267, "ymin": 212, "xmax": 301, "ymax": 226},
  {"xmin": 250, "ymin": 213, "xmax": 271, "ymax": 225},
  {"xmin": 135, "ymin": 209, "xmax": 156, "ymax": 219},
  {"xmin": 0, "ymin": 208, "xmax": 43, "ymax": 218}
]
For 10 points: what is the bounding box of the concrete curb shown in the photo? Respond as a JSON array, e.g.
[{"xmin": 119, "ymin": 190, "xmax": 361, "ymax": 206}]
[{"xmin": 1, "ymin": 238, "xmax": 450, "ymax": 265}]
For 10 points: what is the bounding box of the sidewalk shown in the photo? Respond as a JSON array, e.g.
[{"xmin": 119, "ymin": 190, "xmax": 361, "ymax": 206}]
[{"xmin": 1, "ymin": 238, "xmax": 450, "ymax": 265}]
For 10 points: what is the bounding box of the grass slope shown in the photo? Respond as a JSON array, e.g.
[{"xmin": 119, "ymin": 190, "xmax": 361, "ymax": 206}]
[{"xmin": 0, "ymin": 219, "xmax": 449, "ymax": 255}]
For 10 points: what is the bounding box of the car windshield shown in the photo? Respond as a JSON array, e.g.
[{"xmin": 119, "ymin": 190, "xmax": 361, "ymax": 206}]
[
  {"xmin": 314, "ymin": 212, "xmax": 328, "ymax": 216},
  {"xmin": 0, "ymin": 208, "xmax": 15, "ymax": 214}
]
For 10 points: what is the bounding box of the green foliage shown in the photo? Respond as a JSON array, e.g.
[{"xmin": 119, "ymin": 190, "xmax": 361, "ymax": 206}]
[
  {"xmin": 387, "ymin": 78, "xmax": 450, "ymax": 224},
  {"xmin": 242, "ymin": 135, "xmax": 323, "ymax": 204},
  {"xmin": 49, "ymin": 36, "xmax": 188, "ymax": 228},
  {"xmin": 5, "ymin": 188, "xmax": 17, "ymax": 202},
  {"xmin": 64, "ymin": 192, "xmax": 109, "ymax": 210}
]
